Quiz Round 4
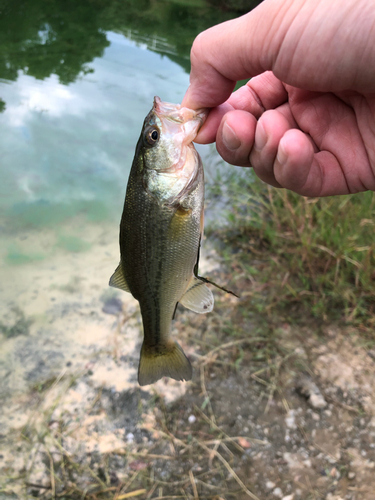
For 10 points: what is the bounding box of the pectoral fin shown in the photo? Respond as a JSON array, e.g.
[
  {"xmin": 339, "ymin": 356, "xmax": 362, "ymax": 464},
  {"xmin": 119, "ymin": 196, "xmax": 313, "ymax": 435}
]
[
  {"xmin": 109, "ymin": 263, "xmax": 130, "ymax": 292},
  {"xmin": 180, "ymin": 276, "xmax": 214, "ymax": 314}
]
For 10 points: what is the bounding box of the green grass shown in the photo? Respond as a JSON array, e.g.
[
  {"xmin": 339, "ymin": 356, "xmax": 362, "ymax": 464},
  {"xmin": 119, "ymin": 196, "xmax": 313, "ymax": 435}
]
[{"xmin": 206, "ymin": 167, "xmax": 375, "ymax": 329}]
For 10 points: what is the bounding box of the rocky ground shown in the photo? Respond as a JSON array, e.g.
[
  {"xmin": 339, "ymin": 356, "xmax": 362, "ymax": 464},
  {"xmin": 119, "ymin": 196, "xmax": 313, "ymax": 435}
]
[{"xmin": 1, "ymin": 223, "xmax": 375, "ymax": 500}]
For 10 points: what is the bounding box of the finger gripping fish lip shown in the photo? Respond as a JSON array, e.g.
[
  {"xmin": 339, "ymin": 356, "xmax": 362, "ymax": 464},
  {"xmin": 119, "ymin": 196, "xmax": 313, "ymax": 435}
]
[{"xmin": 153, "ymin": 95, "xmax": 208, "ymax": 129}]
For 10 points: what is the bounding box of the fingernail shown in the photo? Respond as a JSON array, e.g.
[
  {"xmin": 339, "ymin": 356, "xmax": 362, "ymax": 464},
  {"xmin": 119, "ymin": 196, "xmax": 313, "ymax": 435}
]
[
  {"xmin": 276, "ymin": 141, "xmax": 287, "ymax": 165},
  {"xmin": 254, "ymin": 120, "xmax": 267, "ymax": 151},
  {"xmin": 222, "ymin": 120, "xmax": 241, "ymax": 151}
]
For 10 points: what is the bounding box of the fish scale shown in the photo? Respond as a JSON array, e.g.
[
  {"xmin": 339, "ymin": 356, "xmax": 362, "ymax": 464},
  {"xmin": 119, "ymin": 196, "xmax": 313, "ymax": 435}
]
[{"xmin": 109, "ymin": 97, "xmax": 214, "ymax": 386}]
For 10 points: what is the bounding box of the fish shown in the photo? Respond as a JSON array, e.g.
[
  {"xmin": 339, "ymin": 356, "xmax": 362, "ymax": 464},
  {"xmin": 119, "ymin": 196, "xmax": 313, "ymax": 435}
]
[{"xmin": 109, "ymin": 96, "xmax": 213, "ymax": 386}]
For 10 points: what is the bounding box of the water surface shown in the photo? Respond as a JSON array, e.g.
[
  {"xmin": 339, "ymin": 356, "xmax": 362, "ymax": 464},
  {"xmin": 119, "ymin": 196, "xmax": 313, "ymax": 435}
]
[
  {"xmin": 0, "ymin": 0, "xmax": 257, "ymax": 399},
  {"xmin": 0, "ymin": 0, "xmax": 266, "ymax": 489}
]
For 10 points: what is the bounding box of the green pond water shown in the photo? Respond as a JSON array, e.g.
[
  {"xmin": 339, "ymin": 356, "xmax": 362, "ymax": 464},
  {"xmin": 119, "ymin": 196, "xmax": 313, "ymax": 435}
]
[
  {"xmin": 0, "ymin": 1, "xmax": 266, "ymax": 483},
  {"xmin": 0, "ymin": 0, "xmax": 259, "ymax": 388},
  {"xmin": 0, "ymin": 0, "xmax": 250, "ymax": 268}
]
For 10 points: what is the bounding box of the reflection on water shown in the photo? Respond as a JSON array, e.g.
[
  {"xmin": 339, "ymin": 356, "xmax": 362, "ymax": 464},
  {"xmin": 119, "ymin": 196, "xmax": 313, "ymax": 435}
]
[
  {"xmin": 0, "ymin": 0, "xmax": 241, "ymax": 222},
  {"xmin": 0, "ymin": 0, "xmax": 236, "ymax": 86},
  {"xmin": 0, "ymin": 33, "xmax": 189, "ymax": 223},
  {"xmin": 0, "ymin": 0, "xmax": 261, "ymax": 488}
]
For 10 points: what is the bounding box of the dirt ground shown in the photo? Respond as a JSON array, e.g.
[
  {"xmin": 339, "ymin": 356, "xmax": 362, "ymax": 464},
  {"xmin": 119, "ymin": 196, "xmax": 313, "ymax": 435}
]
[{"xmin": 1, "ymin": 228, "xmax": 375, "ymax": 500}]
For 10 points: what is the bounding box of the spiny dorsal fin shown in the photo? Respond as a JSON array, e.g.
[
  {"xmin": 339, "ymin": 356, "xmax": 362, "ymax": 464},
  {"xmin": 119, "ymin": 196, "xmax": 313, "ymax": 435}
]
[
  {"xmin": 109, "ymin": 263, "xmax": 130, "ymax": 293},
  {"xmin": 195, "ymin": 275, "xmax": 239, "ymax": 298},
  {"xmin": 180, "ymin": 276, "xmax": 214, "ymax": 314},
  {"xmin": 193, "ymin": 236, "xmax": 239, "ymax": 299}
]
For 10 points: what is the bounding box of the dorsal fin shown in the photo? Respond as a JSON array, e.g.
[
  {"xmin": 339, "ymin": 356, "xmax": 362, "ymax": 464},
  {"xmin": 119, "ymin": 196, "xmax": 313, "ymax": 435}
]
[
  {"xmin": 193, "ymin": 237, "xmax": 239, "ymax": 299},
  {"xmin": 109, "ymin": 263, "xmax": 130, "ymax": 293},
  {"xmin": 194, "ymin": 275, "xmax": 239, "ymax": 298}
]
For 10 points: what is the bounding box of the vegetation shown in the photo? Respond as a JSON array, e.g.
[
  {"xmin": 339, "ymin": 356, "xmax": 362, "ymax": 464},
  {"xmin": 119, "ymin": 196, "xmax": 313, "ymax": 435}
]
[
  {"xmin": 207, "ymin": 0, "xmax": 261, "ymax": 13},
  {"xmin": 206, "ymin": 167, "xmax": 375, "ymax": 331},
  {"xmin": 0, "ymin": 0, "xmax": 256, "ymax": 93}
]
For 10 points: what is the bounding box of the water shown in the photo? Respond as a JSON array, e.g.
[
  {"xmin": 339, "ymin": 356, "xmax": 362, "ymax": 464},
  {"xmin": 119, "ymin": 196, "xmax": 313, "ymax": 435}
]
[
  {"xmin": 0, "ymin": 1, "xmax": 268, "ymax": 492},
  {"xmin": 0, "ymin": 0, "xmax": 236, "ymax": 314},
  {"xmin": 1, "ymin": 32, "xmax": 188, "ymax": 228},
  {"xmin": 0, "ymin": 0, "xmax": 254, "ymax": 483}
]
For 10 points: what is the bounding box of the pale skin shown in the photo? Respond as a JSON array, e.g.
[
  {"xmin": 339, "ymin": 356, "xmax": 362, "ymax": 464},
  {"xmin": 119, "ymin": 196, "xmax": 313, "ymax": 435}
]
[{"xmin": 181, "ymin": 0, "xmax": 375, "ymax": 197}]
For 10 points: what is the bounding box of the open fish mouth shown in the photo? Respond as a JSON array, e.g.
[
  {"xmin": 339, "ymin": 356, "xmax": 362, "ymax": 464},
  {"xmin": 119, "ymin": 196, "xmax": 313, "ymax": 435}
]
[
  {"xmin": 147, "ymin": 96, "xmax": 207, "ymax": 178},
  {"xmin": 153, "ymin": 96, "xmax": 207, "ymax": 139}
]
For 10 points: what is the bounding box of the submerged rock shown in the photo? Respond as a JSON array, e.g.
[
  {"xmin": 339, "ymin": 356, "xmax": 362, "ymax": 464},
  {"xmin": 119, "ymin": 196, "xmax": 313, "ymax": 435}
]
[{"xmin": 102, "ymin": 296, "xmax": 123, "ymax": 315}]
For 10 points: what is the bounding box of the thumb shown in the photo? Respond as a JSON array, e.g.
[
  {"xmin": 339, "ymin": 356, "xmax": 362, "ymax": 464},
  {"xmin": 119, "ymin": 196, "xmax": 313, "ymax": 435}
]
[{"xmin": 182, "ymin": 0, "xmax": 294, "ymax": 110}]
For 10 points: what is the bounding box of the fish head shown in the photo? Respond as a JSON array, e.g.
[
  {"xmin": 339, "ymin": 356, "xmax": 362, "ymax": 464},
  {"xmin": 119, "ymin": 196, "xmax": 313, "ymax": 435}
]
[{"xmin": 139, "ymin": 97, "xmax": 207, "ymax": 200}]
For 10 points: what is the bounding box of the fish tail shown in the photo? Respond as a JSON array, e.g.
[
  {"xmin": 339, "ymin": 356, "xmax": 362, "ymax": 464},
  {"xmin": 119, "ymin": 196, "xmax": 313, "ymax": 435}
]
[{"xmin": 138, "ymin": 340, "xmax": 192, "ymax": 386}]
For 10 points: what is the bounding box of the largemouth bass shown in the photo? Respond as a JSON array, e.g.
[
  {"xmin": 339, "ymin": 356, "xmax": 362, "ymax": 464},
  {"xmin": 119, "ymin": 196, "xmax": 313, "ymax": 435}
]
[{"xmin": 109, "ymin": 96, "xmax": 213, "ymax": 386}]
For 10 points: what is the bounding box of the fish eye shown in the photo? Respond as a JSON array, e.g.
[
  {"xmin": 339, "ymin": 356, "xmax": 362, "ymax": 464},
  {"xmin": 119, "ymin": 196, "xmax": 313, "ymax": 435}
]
[{"xmin": 145, "ymin": 126, "xmax": 160, "ymax": 147}]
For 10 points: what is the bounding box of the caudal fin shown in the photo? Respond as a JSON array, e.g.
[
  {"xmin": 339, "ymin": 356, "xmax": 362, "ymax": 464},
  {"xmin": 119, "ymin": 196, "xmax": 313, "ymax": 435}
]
[{"xmin": 138, "ymin": 340, "xmax": 192, "ymax": 386}]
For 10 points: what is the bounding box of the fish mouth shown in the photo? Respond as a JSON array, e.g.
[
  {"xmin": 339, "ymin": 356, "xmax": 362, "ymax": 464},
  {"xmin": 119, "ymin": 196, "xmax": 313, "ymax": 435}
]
[
  {"xmin": 153, "ymin": 96, "xmax": 207, "ymax": 137},
  {"xmin": 150, "ymin": 97, "xmax": 206, "ymax": 183}
]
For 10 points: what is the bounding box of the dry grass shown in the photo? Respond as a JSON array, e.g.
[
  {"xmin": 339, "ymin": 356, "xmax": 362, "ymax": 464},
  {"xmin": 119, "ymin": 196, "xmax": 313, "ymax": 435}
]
[{"xmin": 2, "ymin": 335, "xmax": 281, "ymax": 500}]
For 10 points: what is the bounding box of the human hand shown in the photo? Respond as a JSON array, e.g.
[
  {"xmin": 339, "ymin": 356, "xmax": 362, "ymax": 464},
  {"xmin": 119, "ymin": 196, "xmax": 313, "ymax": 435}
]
[{"xmin": 182, "ymin": 0, "xmax": 375, "ymax": 196}]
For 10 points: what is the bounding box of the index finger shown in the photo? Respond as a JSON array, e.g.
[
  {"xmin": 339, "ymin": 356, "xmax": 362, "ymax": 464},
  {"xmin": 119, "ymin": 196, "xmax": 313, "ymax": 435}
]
[{"xmin": 194, "ymin": 72, "xmax": 288, "ymax": 144}]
